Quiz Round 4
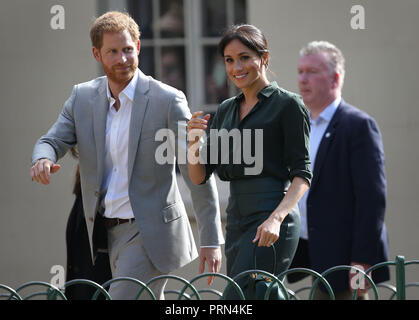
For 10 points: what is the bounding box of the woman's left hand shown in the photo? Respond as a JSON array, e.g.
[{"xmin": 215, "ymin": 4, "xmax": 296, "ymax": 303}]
[{"xmin": 252, "ymin": 216, "xmax": 281, "ymax": 247}]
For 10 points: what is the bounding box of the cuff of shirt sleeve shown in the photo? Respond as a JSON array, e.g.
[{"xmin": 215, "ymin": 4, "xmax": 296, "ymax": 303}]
[
  {"xmin": 289, "ymin": 169, "xmax": 312, "ymax": 186},
  {"xmin": 199, "ymin": 164, "xmax": 212, "ymax": 185}
]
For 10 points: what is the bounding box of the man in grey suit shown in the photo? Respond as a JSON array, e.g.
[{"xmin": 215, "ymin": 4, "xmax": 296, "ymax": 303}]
[{"xmin": 30, "ymin": 11, "xmax": 224, "ymax": 300}]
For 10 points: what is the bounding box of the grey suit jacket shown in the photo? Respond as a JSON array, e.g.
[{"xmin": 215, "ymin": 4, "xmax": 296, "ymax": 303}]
[{"xmin": 32, "ymin": 70, "xmax": 225, "ymax": 273}]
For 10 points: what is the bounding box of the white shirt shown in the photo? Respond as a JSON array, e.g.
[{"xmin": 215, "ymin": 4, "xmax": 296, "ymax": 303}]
[
  {"xmin": 298, "ymin": 96, "xmax": 341, "ymax": 239},
  {"xmin": 100, "ymin": 69, "xmax": 139, "ymax": 219}
]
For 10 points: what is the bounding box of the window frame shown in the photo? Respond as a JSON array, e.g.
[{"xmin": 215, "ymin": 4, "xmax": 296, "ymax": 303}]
[{"xmin": 100, "ymin": 0, "xmax": 247, "ymax": 113}]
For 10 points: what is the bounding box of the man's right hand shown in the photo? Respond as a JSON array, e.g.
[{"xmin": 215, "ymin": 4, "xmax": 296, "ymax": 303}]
[{"xmin": 30, "ymin": 159, "xmax": 61, "ymax": 185}]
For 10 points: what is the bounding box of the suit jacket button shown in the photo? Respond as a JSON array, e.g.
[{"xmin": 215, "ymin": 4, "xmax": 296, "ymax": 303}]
[{"xmin": 94, "ymin": 191, "xmax": 99, "ymax": 197}]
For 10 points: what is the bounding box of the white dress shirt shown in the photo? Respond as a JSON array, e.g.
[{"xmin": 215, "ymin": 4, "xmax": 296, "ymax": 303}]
[
  {"xmin": 298, "ymin": 96, "xmax": 341, "ymax": 239},
  {"xmin": 100, "ymin": 69, "xmax": 139, "ymax": 219}
]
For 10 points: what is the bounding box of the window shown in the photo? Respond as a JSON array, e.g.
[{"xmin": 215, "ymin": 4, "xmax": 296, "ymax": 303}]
[{"xmin": 102, "ymin": 0, "xmax": 248, "ymax": 113}]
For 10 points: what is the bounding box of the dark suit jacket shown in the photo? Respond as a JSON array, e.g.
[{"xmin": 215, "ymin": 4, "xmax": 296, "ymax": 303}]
[
  {"xmin": 289, "ymin": 100, "xmax": 390, "ymax": 293},
  {"xmin": 65, "ymin": 190, "xmax": 112, "ymax": 300}
]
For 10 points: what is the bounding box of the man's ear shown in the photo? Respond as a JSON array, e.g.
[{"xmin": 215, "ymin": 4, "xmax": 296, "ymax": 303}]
[
  {"xmin": 136, "ymin": 39, "xmax": 141, "ymax": 55},
  {"xmin": 332, "ymin": 72, "xmax": 340, "ymax": 89},
  {"xmin": 92, "ymin": 47, "xmax": 101, "ymax": 62}
]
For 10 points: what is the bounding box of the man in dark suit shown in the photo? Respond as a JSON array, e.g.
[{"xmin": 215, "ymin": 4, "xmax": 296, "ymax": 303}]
[{"xmin": 288, "ymin": 41, "xmax": 390, "ymax": 299}]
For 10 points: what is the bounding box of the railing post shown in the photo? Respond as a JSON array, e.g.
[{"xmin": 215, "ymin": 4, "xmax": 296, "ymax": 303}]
[{"xmin": 395, "ymin": 256, "xmax": 406, "ymax": 300}]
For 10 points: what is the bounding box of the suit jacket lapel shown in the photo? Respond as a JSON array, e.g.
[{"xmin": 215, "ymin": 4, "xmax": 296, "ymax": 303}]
[
  {"xmin": 310, "ymin": 101, "xmax": 344, "ymax": 187},
  {"xmin": 92, "ymin": 81, "xmax": 108, "ymax": 189},
  {"xmin": 128, "ymin": 71, "xmax": 150, "ymax": 181}
]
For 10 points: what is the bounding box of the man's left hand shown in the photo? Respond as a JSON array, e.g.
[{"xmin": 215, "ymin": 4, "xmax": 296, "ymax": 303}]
[
  {"xmin": 199, "ymin": 247, "xmax": 222, "ymax": 285},
  {"xmin": 349, "ymin": 262, "xmax": 372, "ymax": 297}
]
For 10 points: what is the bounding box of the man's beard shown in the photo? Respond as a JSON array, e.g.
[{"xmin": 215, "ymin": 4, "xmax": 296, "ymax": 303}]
[{"xmin": 102, "ymin": 62, "xmax": 137, "ymax": 86}]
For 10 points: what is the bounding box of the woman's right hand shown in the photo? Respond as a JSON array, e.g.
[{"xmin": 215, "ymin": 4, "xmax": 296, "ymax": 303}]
[
  {"xmin": 187, "ymin": 111, "xmax": 211, "ymax": 144},
  {"xmin": 187, "ymin": 111, "xmax": 211, "ymax": 184}
]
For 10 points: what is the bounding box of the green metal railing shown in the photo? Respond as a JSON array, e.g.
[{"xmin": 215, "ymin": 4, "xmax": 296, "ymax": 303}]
[{"xmin": 1, "ymin": 255, "xmax": 418, "ymax": 300}]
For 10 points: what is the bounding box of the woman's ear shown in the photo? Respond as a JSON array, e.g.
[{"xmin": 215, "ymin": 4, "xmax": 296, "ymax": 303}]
[{"xmin": 262, "ymin": 51, "xmax": 270, "ymax": 68}]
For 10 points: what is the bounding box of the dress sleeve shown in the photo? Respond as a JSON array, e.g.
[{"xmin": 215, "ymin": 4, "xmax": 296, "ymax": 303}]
[
  {"xmin": 199, "ymin": 110, "xmax": 221, "ymax": 184},
  {"xmin": 280, "ymin": 96, "xmax": 312, "ymax": 184}
]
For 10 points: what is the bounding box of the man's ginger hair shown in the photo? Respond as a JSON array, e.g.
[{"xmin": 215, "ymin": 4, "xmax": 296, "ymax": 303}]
[{"xmin": 90, "ymin": 11, "xmax": 140, "ymax": 49}]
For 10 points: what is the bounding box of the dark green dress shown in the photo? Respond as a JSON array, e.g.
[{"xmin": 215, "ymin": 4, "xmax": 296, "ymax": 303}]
[{"xmin": 201, "ymin": 82, "xmax": 312, "ymax": 298}]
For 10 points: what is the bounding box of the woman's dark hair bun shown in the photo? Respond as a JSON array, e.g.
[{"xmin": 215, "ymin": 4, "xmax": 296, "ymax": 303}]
[{"xmin": 218, "ymin": 24, "xmax": 269, "ymax": 58}]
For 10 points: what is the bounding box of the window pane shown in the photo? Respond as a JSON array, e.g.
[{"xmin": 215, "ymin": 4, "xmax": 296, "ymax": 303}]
[
  {"xmin": 158, "ymin": 0, "xmax": 184, "ymax": 38},
  {"xmin": 139, "ymin": 47, "xmax": 155, "ymax": 78},
  {"xmin": 234, "ymin": 0, "xmax": 247, "ymax": 24},
  {"xmin": 161, "ymin": 46, "xmax": 186, "ymax": 94},
  {"xmin": 202, "ymin": 0, "xmax": 227, "ymax": 37},
  {"xmin": 204, "ymin": 46, "xmax": 229, "ymax": 104},
  {"xmin": 128, "ymin": 0, "xmax": 153, "ymax": 39}
]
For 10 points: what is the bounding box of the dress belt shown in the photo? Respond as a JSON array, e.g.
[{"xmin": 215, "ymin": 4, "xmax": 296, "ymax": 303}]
[
  {"xmin": 103, "ymin": 217, "xmax": 135, "ymax": 228},
  {"xmin": 96, "ymin": 206, "xmax": 135, "ymax": 228},
  {"xmin": 229, "ymin": 176, "xmax": 290, "ymax": 195}
]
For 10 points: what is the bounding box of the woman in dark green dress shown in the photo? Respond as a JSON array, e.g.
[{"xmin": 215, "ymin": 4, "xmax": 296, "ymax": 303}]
[{"xmin": 187, "ymin": 24, "xmax": 312, "ymax": 299}]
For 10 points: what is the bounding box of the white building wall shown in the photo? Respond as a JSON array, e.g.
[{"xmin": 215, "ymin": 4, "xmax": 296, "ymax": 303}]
[{"xmin": 0, "ymin": 0, "xmax": 98, "ymax": 288}]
